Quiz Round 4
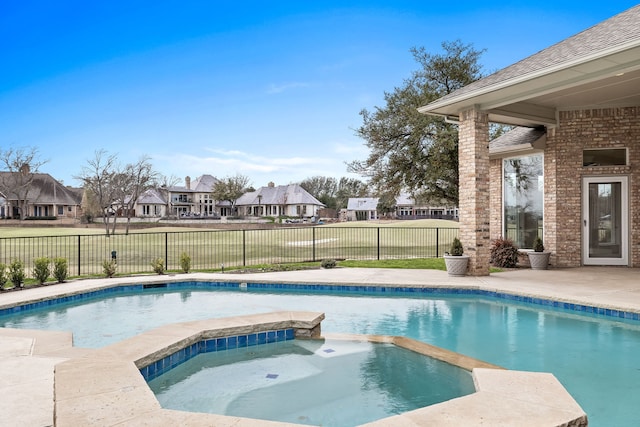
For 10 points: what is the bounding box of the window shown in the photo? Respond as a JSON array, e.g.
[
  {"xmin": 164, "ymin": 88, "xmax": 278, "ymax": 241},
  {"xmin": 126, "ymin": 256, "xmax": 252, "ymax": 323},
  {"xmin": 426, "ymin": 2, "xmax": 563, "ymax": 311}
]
[
  {"xmin": 583, "ymin": 148, "xmax": 627, "ymax": 167},
  {"xmin": 58, "ymin": 206, "xmax": 64, "ymax": 215},
  {"xmin": 503, "ymin": 154, "xmax": 543, "ymax": 249}
]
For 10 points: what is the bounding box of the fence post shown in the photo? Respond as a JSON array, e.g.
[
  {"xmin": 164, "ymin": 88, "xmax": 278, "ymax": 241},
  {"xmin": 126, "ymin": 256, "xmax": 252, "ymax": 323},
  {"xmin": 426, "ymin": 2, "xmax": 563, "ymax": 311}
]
[
  {"xmin": 165, "ymin": 233, "xmax": 169, "ymax": 270},
  {"xmin": 377, "ymin": 227, "xmax": 380, "ymax": 260},
  {"xmin": 77, "ymin": 235, "xmax": 81, "ymax": 276},
  {"xmin": 436, "ymin": 228, "xmax": 439, "ymax": 258},
  {"xmin": 242, "ymin": 229, "xmax": 246, "ymax": 266},
  {"xmin": 312, "ymin": 227, "xmax": 316, "ymax": 262}
]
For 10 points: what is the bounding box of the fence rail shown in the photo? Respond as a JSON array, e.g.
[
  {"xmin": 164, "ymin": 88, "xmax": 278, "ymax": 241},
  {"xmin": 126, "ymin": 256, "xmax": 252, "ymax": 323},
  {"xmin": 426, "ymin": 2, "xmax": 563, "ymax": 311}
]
[{"xmin": 0, "ymin": 227, "xmax": 459, "ymax": 277}]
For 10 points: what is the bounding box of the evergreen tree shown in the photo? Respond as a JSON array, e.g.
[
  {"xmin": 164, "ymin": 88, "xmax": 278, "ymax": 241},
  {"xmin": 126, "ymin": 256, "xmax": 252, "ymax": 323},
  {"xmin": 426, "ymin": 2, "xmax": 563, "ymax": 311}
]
[{"xmin": 348, "ymin": 40, "xmax": 485, "ymax": 205}]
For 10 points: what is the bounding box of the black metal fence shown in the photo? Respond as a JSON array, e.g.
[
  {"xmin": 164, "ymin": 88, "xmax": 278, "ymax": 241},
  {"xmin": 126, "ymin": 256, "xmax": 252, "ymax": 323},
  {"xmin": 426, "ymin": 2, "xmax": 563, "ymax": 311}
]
[{"xmin": 0, "ymin": 227, "xmax": 459, "ymax": 277}]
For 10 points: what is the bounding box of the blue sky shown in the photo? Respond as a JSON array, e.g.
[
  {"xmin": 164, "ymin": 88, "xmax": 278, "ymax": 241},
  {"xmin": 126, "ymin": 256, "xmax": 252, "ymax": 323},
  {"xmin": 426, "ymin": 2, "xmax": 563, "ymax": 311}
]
[{"xmin": 1, "ymin": 1, "xmax": 637, "ymax": 189}]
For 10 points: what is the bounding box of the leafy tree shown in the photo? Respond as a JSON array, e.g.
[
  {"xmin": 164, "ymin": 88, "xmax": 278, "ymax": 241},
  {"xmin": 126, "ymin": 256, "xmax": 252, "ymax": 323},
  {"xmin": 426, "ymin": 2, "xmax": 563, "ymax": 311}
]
[
  {"xmin": 335, "ymin": 177, "xmax": 369, "ymax": 210},
  {"xmin": 300, "ymin": 176, "xmax": 338, "ymax": 208},
  {"xmin": 211, "ymin": 174, "xmax": 251, "ymax": 216},
  {"xmin": 376, "ymin": 193, "xmax": 397, "ymax": 218},
  {"xmin": 0, "ymin": 146, "xmax": 48, "ymax": 220},
  {"xmin": 300, "ymin": 176, "xmax": 369, "ymax": 210},
  {"xmin": 348, "ymin": 40, "xmax": 485, "ymax": 206}
]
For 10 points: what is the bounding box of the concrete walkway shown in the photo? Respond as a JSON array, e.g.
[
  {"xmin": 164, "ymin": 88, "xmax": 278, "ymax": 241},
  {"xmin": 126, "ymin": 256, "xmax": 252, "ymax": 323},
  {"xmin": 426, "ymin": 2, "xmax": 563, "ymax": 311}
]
[{"xmin": 1, "ymin": 266, "xmax": 639, "ymax": 426}]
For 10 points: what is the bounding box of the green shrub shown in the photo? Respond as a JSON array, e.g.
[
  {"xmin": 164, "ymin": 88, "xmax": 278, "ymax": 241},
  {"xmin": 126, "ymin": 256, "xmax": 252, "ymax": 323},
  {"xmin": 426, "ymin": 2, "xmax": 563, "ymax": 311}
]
[
  {"xmin": 33, "ymin": 257, "xmax": 51, "ymax": 285},
  {"xmin": 179, "ymin": 252, "xmax": 191, "ymax": 273},
  {"xmin": 0, "ymin": 263, "xmax": 7, "ymax": 289},
  {"xmin": 102, "ymin": 260, "xmax": 117, "ymax": 278},
  {"xmin": 53, "ymin": 258, "xmax": 68, "ymax": 283},
  {"xmin": 490, "ymin": 237, "xmax": 519, "ymax": 268},
  {"xmin": 533, "ymin": 236, "xmax": 545, "ymax": 252},
  {"xmin": 321, "ymin": 259, "xmax": 337, "ymax": 269},
  {"xmin": 449, "ymin": 237, "xmax": 464, "ymax": 256},
  {"xmin": 9, "ymin": 259, "xmax": 25, "ymax": 288},
  {"xmin": 151, "ymin": 258, "xmax": 165, "ymax": 275}
]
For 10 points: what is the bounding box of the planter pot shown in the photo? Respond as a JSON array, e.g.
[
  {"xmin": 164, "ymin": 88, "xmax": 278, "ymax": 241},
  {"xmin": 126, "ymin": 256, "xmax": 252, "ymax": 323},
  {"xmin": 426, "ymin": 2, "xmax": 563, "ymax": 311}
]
[
  {"xmin": 444, "ymin": 255, "xmax": 469, "ymax": 277},
  {"xmin": 527, "ymin": 251, "xmax": 551, "ymax": 270}
]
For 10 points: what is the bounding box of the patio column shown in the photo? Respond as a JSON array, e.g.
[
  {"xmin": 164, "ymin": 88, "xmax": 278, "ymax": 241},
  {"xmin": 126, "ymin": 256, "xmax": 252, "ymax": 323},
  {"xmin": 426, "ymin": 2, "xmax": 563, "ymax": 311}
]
[{"xmin": 458, "ymin": 107, "xmax": 490, "ymax": 276}]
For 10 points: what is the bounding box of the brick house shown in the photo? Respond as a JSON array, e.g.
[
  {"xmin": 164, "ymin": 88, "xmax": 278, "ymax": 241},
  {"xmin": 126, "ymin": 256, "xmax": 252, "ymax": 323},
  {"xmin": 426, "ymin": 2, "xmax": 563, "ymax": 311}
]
[{"xmin": 419, "ymin": 5, "xmax": 640, "ymax": 275}]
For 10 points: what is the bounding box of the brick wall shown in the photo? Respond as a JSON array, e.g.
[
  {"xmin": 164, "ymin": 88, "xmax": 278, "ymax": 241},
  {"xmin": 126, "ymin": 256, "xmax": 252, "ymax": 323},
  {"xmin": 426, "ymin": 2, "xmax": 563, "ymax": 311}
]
[
  {"xmin": 489, "ymin": 107, "xmax": 639, "ymax": 267},
  {"xmin": 552, "ymin": 106, "xmax": 640, "ymax": 267},
  {"xmin": 459, "ymin": 108, "xmax": 491, "ymax": 275},
  {"xmin": 489, "ymin": 158, "xmax": 502, "ymax": 241}
]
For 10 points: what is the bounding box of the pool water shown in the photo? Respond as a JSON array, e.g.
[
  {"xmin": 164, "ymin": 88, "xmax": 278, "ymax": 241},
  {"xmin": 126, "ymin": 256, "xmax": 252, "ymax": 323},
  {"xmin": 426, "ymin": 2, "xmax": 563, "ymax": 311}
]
[
  {"xmin": 147, "ymin": 339, "xmax": 475, "ymax": 426},
  {"xmin": 2, "ymin": 285, "xmax": 640, "ymax": 426}
]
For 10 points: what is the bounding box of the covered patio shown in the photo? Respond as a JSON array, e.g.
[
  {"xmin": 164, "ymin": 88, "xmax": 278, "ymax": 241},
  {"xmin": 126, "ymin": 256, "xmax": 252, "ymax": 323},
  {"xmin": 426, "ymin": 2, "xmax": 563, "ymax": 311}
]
[{"xmin": 419, "ymin": 5, "xmax": 640, "ymax": 275}]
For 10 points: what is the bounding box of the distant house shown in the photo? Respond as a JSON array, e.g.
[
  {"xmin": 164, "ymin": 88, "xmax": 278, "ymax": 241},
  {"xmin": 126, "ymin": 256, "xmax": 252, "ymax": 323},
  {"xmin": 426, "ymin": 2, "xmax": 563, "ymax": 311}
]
[
  {"xmin": 166, "ymin": 175, "xmax": 220, "ymax": 218},
  {"xmin": 344, "ymin": 194, "xmax": 459, "ymax": 221},
  {"xmin": 0, "ymin": 172, "xmax": 83, "ymax": 219},
  {"xmin": 345, "ymin": 198, "xmax": 379, "ymax": 221},
  {"xmin": 132, "ymin": 188, "xmax": 167, "ymax": 218},
  {"xmin": 236, "ymin": 182, "xmax": 324, "ymax": 219},
  {"xmin": 395, "ymin": 194, "xmax": 459, "ymax": 220}
]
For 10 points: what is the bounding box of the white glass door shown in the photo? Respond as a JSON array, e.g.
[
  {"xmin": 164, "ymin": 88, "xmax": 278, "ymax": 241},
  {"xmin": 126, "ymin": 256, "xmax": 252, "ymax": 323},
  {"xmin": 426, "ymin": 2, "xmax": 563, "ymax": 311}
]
[{"xmin": 582, "ymin": 176, "xmax": 628, "ymax": 265}]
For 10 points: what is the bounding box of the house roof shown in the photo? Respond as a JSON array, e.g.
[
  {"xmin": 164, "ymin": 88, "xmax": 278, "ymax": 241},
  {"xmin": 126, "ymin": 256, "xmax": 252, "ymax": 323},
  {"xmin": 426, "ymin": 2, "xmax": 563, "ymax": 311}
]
[
  {"xmin": 489, "ymin": 126, "xmax": 546, "ymax": 158},
  {"xmin": 136, "ymin": 188, "xmax": 166, "ymax": 205},
  {"xmin": 190, "ymin": 174, "xmax": 219, "ymax": 192},
  {"xmin": 169, "ymin": 174, "xmax": 219, "ymax": 193},
  {"xmin": 346, "ymin": 197, "xmax": 379, "ymax": 211},
  {"xmin": 236, "ymin": 184, "xmax": 324, "ymax": 207},
  {"xmin": 419, "ymin": 5, "xmax": 640, "ymax": 127},
  {"xmin": 0, "ymin": 172, "xmax": 82, "ymax": 205},
  {"xmin": 395, "ymin": 193, "xmax": 413, "ymax": 206}
]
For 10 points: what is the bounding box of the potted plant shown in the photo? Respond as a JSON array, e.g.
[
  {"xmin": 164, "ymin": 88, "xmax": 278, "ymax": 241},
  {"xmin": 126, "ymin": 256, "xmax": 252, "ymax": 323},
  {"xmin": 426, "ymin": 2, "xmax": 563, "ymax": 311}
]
[
  {"xmin": 444, "ymin": 237, "xmax": 469, "ymax": 276},
  {"xmin": 527, "ymin": 236, "xmax": 551, "ymax": 270}
]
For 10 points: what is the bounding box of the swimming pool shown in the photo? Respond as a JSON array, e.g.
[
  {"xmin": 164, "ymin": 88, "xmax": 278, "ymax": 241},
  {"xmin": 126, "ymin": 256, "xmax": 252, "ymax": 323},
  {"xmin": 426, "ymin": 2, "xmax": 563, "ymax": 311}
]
[
  {"xmin": 1, "ymin": 281, "xmax": 639, "ymax": 426},
  {"xmin": 147, "ymin": 338, "xmax": 475, "ymax": 426}
]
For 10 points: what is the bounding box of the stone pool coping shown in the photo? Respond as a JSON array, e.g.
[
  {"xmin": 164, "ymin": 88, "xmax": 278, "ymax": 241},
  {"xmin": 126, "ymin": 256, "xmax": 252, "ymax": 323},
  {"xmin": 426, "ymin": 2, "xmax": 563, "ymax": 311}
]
[{"xmin": 36, "ymin": 310, "xmax": 585, "ymax": 426}]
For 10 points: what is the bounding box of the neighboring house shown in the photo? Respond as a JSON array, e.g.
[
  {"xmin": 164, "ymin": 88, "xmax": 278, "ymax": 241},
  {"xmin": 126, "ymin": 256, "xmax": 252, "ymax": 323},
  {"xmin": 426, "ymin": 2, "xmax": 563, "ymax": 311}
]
[
  {"xmin": 395, "ymin": 193, "xmax": 459, "ymax": 220},
  {"xmin": 166, "ymin": 175, "xmax": 220, "ymax": 218},
  {"xmin": 0, "ymin": 172, "xmax": 83, "ymax": 219},
  {"xmin": 344, "ymin": 195, "xmax": 459, "ymax": 221},
  {"xmin": 345, "ymin": 198, "xmax": 379, "ymax": 221},
  {"xmin": 418, "ymin": 5, "xmax": 640, "ymax": 274},
  {"xmin": 235, "ymin": 182, "xmax": 324, "ymax": 219},
  {"xmin": 132, "ymin": 188, "xmax": 167, "ymax": 218}
]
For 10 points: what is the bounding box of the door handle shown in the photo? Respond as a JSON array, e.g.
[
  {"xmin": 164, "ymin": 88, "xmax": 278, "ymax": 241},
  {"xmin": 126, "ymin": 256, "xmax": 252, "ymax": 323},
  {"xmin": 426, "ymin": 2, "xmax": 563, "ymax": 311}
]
[{"xmin": 584, "ymin": 219, "xmax": 587, "ymax": 227}]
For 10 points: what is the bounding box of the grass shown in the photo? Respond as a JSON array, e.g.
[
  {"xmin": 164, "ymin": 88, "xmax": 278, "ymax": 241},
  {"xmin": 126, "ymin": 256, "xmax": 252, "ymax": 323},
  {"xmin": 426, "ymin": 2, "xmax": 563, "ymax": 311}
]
[{"xmin": 339, "ymin": 258, "xmax": 447, "ymax": 270}]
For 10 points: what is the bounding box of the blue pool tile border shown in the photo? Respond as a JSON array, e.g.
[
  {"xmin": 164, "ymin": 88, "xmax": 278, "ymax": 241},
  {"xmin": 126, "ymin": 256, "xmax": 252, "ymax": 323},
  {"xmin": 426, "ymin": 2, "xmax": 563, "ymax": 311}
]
[
  {"xmin": 1, "ymin": 280, "xmax": 639, "ymax": 323},
  {"xmin": 139, "ymin": 327, "xmax": 295, "ymax": 382}
]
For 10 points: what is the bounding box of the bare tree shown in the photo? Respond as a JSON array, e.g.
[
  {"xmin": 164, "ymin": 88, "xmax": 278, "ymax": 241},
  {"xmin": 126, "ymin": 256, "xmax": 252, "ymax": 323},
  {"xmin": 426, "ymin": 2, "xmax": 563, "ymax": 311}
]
[
  {"xmin": 157, "ymin": 174, "xmax": 181, "ymax": 218},
  {"xmin": 75, "ymin": 150, "xmax": 119, "ymax": 235},
  {"xmin": 0, "ymin": 146, "xmax": 48, "ymax": 220},
  {"xmin": 118, "ymin": 156, "xmax": 158, "ymax": 234}
]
